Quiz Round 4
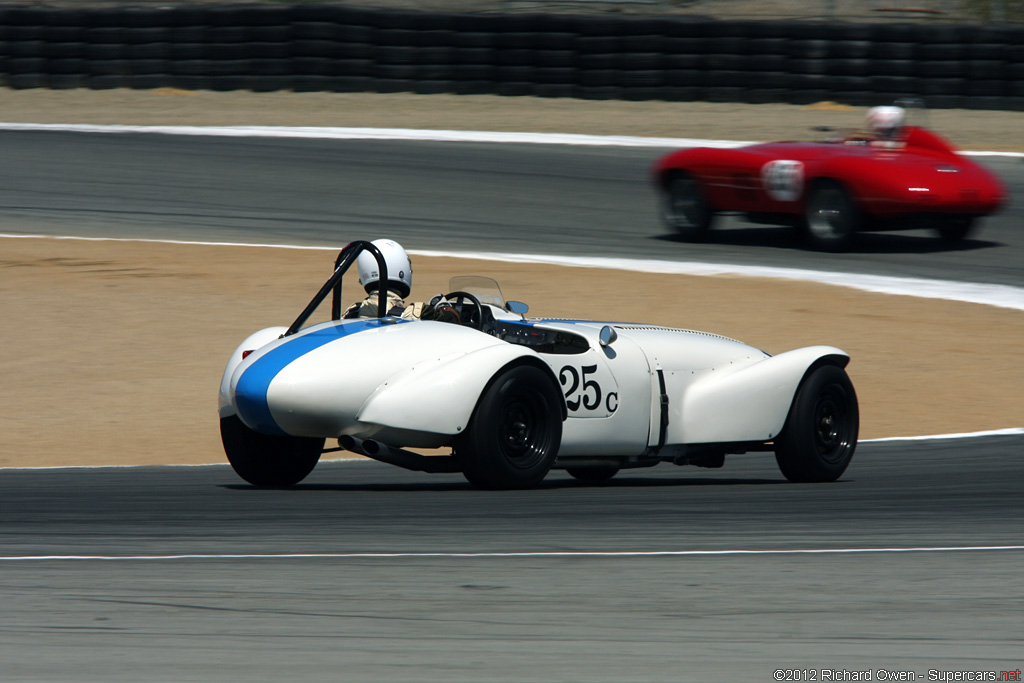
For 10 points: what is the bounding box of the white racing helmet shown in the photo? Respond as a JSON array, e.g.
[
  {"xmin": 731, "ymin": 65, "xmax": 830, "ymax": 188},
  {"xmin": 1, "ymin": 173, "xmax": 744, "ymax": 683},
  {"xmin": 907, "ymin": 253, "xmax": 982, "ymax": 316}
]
[
  {"xmin": 866, "ymin": 105, "xmax": 905, "ymax": 139},
  {"xmin": 357, "ymin": 238, "xmax": 412, "ymax": 298}
]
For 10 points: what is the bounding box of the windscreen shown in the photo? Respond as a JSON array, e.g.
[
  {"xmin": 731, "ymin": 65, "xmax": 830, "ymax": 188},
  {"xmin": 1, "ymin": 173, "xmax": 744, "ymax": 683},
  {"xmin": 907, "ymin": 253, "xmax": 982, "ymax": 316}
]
[
  {"xmin": 448, "ymin": 276, "xmax": 505, "ymax": 308},
  {"xmin": 895, "ymin": 97, "xmax": 929, "ymax": 131}
]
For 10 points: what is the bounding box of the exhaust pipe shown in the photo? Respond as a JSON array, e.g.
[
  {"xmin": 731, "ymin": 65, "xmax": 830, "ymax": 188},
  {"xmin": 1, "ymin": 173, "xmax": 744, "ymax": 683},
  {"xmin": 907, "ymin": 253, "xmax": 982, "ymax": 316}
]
[
  {"xmin": 338, "ymin": 435, "xmax": 460, "ymax": 474},
  {"xmin": 338, "ymin": 434, "xmax": 367, "ymax": 455}
]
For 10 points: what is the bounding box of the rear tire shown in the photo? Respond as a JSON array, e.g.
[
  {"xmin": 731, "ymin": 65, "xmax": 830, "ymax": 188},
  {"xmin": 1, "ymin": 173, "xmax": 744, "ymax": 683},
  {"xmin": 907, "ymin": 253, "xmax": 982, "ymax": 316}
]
[
  {"xmin": 661, "ymin": 172, "xmax": 714, "ymax": 241},
  {"xmin": 774, "ymin": 365, "xmax": 858, "ymax": 483},
  {"xmin": 566, "ymin": 466, "xmax": 620, "ymax": 483},
  {"xmin": 456, "ymin": 364, "xmax": 562, "ymax": 490},
  {"xmin": 220, "ymin": 415, "xmax": 324, "ymax": 487},
  {"xmin": 803, "ymin": 180, "xmax": 859, "ymax": 252},
  {"xmin": 935, "ymin": 216, "xmax": 975, "ymax": 242}
]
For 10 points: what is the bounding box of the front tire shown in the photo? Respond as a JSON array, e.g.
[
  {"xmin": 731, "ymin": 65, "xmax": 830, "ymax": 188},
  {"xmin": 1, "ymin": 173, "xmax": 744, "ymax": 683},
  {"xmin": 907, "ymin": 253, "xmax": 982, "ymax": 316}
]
[
  {"xmin": 661, "ymin": 172, "xmax": 714, "ymax": 241},
  {"xmin": 803, "ymin": 180, "xmax": 860, "ymax": 252},
  {"xmin": 220, "ymin": 415, "xmax": 324, "ymax": 487},
  {"xmin": 774, "ymin": 365, "xmax": 858, "ymax": 483},
  {"xmin": 456, "ymin": 364, "xmax": 563, "ymax": 490}
]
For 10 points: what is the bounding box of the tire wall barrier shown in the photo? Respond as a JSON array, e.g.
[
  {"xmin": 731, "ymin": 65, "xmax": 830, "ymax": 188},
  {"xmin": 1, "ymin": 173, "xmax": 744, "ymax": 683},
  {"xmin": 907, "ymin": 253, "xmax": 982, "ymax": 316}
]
[{"xmin": 1, "ymin": 5, "xmax": 1022, "ymax": 110}]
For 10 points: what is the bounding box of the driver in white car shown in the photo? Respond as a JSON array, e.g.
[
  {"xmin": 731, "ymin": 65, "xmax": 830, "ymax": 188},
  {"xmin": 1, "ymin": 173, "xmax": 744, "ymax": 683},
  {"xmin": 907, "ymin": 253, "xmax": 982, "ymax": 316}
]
[{"xmin": 344, "ymin": 239, "xmax": 458, "ymax": 322}]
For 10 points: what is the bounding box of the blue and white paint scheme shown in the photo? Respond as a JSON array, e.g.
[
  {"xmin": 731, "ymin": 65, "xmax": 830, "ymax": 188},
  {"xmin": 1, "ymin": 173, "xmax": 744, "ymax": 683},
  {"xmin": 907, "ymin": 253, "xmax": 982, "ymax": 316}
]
[
  {"xmin": 219, "ymin": 240, "xmax": 858, "ymax": 489},
  {"xmin": 221, "ymin": 310, "xmax": 847, "ymax": 450}
]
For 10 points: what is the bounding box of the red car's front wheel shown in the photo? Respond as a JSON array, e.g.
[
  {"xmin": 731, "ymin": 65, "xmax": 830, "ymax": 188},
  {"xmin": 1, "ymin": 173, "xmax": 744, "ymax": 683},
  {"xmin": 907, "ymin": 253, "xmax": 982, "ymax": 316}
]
[{"xmin": 661, "ymin": 172, "xmax": 714, "ymax": 241}]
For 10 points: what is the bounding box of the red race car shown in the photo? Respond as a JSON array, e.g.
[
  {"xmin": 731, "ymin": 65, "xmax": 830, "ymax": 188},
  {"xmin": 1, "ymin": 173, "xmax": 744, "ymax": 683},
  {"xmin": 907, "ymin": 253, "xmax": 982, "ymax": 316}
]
[{"xmin": 653, "ymin": 102, "xmax": 1007, "ymax": 251}]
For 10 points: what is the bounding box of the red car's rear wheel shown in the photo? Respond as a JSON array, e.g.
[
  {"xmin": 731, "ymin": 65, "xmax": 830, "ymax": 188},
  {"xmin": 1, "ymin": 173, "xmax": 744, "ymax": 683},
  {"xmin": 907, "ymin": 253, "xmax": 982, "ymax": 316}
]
[
  {"xmin": 804, "ymin": 180, "xmax": 860, "ymax": 252},
  {"xmin": 936, "ymin": 216, "xmax": 976, "ymax": 242}
]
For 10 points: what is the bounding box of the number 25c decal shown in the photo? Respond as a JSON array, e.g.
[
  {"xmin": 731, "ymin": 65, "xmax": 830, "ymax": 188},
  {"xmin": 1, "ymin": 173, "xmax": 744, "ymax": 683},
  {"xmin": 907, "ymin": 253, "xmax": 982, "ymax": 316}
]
[{"xmin": 559, "ymin": 365, "xmax": 618, "ymax": 413}]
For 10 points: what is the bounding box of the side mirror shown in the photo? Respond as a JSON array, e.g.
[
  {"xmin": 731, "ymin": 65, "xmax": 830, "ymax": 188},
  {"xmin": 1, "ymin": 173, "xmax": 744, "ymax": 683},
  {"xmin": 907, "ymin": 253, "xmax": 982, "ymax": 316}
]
[
  {"xmin": 599, "ymin": 325, "xmax": 617, "ymax": 347},
  {"xmin": 506, "ymin": 301, "xmax": 529, "ymax": 316}
]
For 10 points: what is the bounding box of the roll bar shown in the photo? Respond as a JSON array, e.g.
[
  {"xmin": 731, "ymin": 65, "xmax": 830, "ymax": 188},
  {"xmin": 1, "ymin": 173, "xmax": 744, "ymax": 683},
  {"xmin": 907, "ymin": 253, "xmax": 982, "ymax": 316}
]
[{"xmin": 284, "ymin": 240, "xmax": 388, "ymax": 336}]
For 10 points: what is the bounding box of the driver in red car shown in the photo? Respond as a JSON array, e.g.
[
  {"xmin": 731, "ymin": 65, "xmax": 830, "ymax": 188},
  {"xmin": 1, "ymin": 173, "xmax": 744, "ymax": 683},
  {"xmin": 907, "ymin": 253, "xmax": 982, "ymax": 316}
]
[
  {"xmin": 843, "ymin": 105, "xmax": 906, "ymax": 148},
  {"xmin": 865, "ymin": 105, "xmax": 906, "ymax": 148},
  {"xmin": 344, "ymin": 238, "xmax": 458, "ymax": 322}
]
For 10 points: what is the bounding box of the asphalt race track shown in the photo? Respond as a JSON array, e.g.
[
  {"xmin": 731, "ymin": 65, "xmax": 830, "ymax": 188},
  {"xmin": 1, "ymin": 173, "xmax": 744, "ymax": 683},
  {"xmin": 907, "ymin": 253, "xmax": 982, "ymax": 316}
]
[
  {"xmin": 3, "ymin": 437, "xmax": 1024, "ymax": 681},
  {"xmin": 2, "ymin": 131, "xmax": 1023, "ymax": 681},
  {"xmin": 1, "ymin": 130, "xmax": 1022, "ymax": 286}
]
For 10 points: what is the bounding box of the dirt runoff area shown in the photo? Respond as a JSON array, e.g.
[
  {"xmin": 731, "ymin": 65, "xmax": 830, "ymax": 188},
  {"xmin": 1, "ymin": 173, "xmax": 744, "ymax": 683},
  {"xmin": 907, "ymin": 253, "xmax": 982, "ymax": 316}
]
[
  {"xmin": 1, "ymin": 89, "xmax": 1022, "ymax": 468},
  {"xmin": 2, "ymin": 237, "xmax": 1022, "ymax": 468}
]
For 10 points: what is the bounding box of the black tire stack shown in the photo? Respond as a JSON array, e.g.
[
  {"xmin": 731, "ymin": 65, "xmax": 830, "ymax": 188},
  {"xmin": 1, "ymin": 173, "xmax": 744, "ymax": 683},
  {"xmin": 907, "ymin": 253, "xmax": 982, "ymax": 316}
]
[{"xmin": 1, "ymin": 5, "xmax": 1022, "ymax": 111}]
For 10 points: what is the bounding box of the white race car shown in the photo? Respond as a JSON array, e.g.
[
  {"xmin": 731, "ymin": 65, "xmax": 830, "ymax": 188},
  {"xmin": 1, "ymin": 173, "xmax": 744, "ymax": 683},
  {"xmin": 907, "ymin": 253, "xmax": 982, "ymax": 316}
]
[{"xmin": 219, "ymin": 241, "xmax": 858, "ymax": 489}]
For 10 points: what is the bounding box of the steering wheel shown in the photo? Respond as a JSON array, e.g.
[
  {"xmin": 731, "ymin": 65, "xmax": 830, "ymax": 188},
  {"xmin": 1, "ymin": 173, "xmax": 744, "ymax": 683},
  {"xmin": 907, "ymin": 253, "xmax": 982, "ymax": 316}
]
[{"xmin": 441, "ymin": 291, "xmax": 484, "ymax": 331}]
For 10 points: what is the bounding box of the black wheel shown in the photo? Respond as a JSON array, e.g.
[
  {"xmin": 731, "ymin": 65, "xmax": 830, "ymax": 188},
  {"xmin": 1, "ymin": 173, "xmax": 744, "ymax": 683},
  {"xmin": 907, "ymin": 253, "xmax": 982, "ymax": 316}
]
[
  {"xmin": 935, "ymin": 216, "xmax": 976, "ymax": 242},
  {"xmin": 220, "ymin": 415, "xmax": 324, "ymax": 487},
  {"xmin": 774, "ymin": 365, "xmax": 858, "ymax": 483},
  {"xmin": 456, "ymin": 364, "xmax": 563, "ymax": 490},
  {"xmin": 803, "ymin": 180, "xmax": 860, "ymax": 252},
  {"xmin": 661, "ymin": 171, "xmax": 714, "ymax": 241},
  {"xmin": 566, "ymin": 466, "xmax": 620, "ymax": 483}
]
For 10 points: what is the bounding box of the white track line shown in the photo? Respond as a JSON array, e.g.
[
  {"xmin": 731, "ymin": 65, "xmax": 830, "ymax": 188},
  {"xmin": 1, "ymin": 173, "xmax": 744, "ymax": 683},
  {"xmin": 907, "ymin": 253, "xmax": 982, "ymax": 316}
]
[
  {"xmin": 1, "ymin": 425, "xmax": 1022, "ymax": 472},
  {"xmin": 1, "ymin": 425, "xmax": 1021, "ymax": 472},
  {"xmin": 414, "ymin": 248, "xmax": 1024, "ymax": 313},
  {"xmin": 0, "ymin": 457, "xmax": 366, "ymax": 471},
  {"xmin": 865, "ymin": 427, "xmax": 1024, "ymax": 442},
  {"xmin": 6, "ymin": 233, "xmax": 1024, "ymax": 313},
  {"xmin": 0, "ymin": 122, "xmax": 746, "ymax": 149},
  {"xmin": 3, "ymin": 546, "xmax": 1024, "ymax": 561},
  {"xmin": 1, "ymin": 122, "xmax": 1021, "ymax": 157}
]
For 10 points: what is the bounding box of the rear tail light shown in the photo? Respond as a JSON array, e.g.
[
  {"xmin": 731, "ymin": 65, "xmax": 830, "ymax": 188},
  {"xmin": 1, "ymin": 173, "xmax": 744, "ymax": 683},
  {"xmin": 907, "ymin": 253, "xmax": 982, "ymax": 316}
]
[{"xmin": 241, "ymin": 350, "xmax": 253, "ymax": 360}]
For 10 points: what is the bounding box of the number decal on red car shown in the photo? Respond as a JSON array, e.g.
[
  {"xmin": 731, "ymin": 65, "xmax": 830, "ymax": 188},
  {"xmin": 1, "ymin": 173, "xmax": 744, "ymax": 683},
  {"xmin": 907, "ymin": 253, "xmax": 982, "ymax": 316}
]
[{"xmin": 761, "ymin": 160, "xmax": 805, "ymax": 202}]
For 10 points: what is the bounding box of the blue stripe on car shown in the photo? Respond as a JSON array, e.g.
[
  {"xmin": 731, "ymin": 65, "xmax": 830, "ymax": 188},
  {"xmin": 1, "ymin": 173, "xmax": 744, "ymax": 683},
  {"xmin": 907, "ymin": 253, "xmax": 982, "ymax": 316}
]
[{"xmin": 235, "ymin": 319, "xmax": 409, "ymax": 435}]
